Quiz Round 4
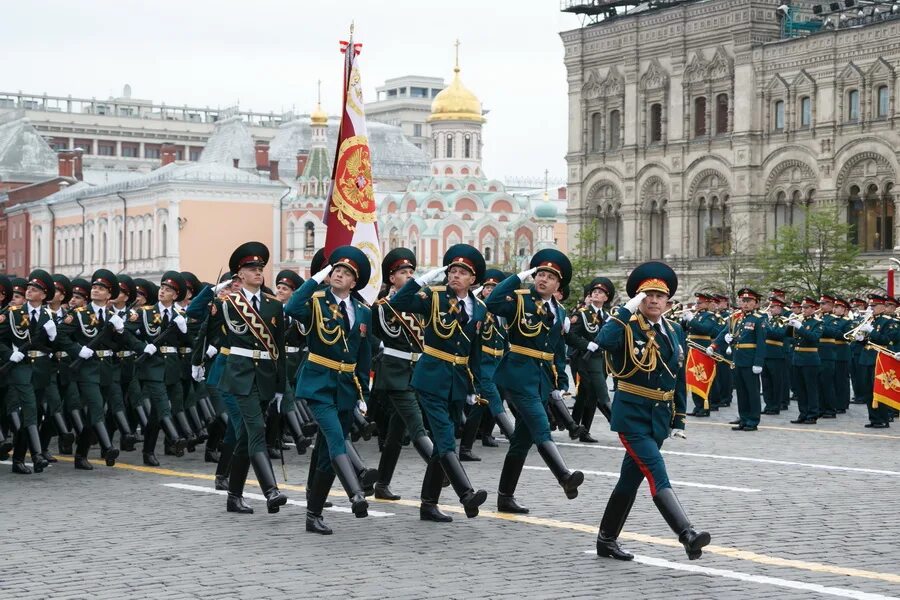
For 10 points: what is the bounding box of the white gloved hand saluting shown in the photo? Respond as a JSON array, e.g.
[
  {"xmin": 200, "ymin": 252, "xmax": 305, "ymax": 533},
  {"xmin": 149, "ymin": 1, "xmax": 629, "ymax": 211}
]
[
  {"xmin": 214, "ymin": 280, "xmax": 231, "ymax": 294},
  {"xmin": 624, "ymin": 292, "xmax": 647, "ymax": 314},
  {"xmin": 312, "ymin": 264, "xmax": 334, "ymax": 284},
  {"xmin": 108, "ymin": 313, "xmax": 125, "ymax": 333},
  {"xmin": 752, "ymin": 365, "xmax": 763, "ymax": 375},
  {"xmin": 416, "ymin": 265, "xmax": 447, "ymax": 287},
  {"xmin": 517, "ymin": 267, "xmax": 538, "ymax": 281},
  {"xmin": 724, "ymin": 333, "xmax": 734, "ymax": 344},
  {"xmin": 78, "ymin": 346, "xmax": 94, "ymax": 360},
  {"xmin": 586, "ymin": 341, "xmax": 599, "ymax": 353},
  {"xmin": 42, "ymin": 319, "xmax": 57, "ymax": 341},
  {"xmin": 173, "ymin": 314, "xmax": 187, "ymax": 334}
]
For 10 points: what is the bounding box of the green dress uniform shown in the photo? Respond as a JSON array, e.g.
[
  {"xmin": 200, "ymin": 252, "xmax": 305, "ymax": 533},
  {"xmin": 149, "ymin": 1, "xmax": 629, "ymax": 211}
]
[
  {"xmin": 817, "ymin": 298, "xmax": 841, "ymax": 419},
  {"xmin": 848, "ymin": 300, "xmax": 867, "ymax": 404},
  {"xmin": 593, "ymin": 261, "xmax": 710, "ymax": 563},
  {"xmin": 714, "ymin": 301, "xmax": 734, "ymax": 408},
  {"xmin": 761, "ymin": 305, "xmax": 789, "ymax": 415},
  {"xmin": 858, "ymin": 297, "xmax": 896, "ymax": 428},
  {"xmin": 787, "ymin": 303, "xmax": 824, "ymax": 424},
  {"xmin": 684, "ymin": 296, "xmax": 721, "ymax": 416},
  {"xmin": 486, "ymin": 250, "xmax": 585, "ymax": 513},
  {"xmin": 832, "ymin": 301, "xmax": 854, "ymax": 413}
]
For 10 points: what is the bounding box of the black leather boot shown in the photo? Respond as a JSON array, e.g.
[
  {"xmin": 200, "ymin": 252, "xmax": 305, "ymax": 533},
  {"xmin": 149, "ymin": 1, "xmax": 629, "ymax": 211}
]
[
  {"xmin": 374, "ymin": 443, "xmax": 402, "ymax": 500},
  {"xmin": 419, "ymin": 460, "xmax": 452, "ymax": 522},
  {"xmin": 439, "ymin": 452, "xmax": 487, "ymax": 518},
  {"xmin": 94, "ymin": 423, "xmax": 120, "ymax": 467},
  {"xmin": 459, "ymin": 410, "xmax": 482, "ymax": 458},
  {"xmin": 114, "ymin": 411, "xmax": 137, "ymax": 451},
  {"xmin": 174, "ymin": 411, "xmax": 197, "ymax": 452},
  {"xmin": 26, "ymin": 425, "xmax": 49, "ymax": 472},
  {"xmin": 653, "ymin": 487, "xmax": 711, "ymax": 560},
  {"xmin": 550, "ymin": 395, "xmax": 586, "ymax": 439},
  {"xmin": 160, "ymin": 416, "xmax": 186, "ymax": 457},
  {"xmin": 52, "ymin": 411, "xmax": 76, "ymax": 447},
  {"xmin": 284, "ymin": 409, "xmax": 310, "ymax": 455},
  {"xmin": 353, "ymin": 409, "xmax": 377, "ymax": 441},
  {"xmin": 296, "ymin": 401, "xmax": 318, "ymax": 437},
  {"xmin": 142, "ymin": 421, "xmax": 160, "ymax": 465},
  {"xmin": 306, "ymin": 469, "xmax": 335, "ymax": 534},
  {"xmin": 215, "ymin": 442, "xmax": 233, "ymax": 490},
  {"xmin": 197, "ymin": 396, "xmax": 215, "ymax": 426},
  {"xmin": 495, "ymin": 411, "xmax": 515, "ymax": 439},
  {"xmin": 537, "ymin": 441, "xmax": 583, "ymax": 499},
  {"xmin": 596, "ymin": 489, "xmax": 638, "ymax": 560},
  {"xmin": 497, "ymin": 454, "xmax": 529, "ymax": 514},
  {"xmin": 332, "ymin": 453, "xmax": 369, "ymax": 518},
  {"xmin": 204, "ymin": 417, "xmax": 223, "ymax": 463},
  {"xmin": 68, "ymin": 409, "xmax": 84, "ymax": 436},
  {"xmin": 226, "ymin": 454, "xmax": 254, "ymax": 514},
  {"xmin": 135, "ymin": 405, "xmax": 150, "ymax": 429},
  {"xmin": 187, "ymin": 406, "xmax": 208, "ymax": 443},
  {"xmin": 345, "ymin": 441, "xmax": 378, "ymax": 496},
  {"xmin": 74, "ymin": 455, "xmax": 94, "ymax": 470},
  {"xmin": 250, "ymin": 451, "xmax": 287, "ymax": 514}
]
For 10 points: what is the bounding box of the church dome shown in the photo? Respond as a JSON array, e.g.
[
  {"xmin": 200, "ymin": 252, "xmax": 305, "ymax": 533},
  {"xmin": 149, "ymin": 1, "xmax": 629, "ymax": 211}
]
[
  {"xmin": 534, "ymin": 200, "xmax": 558, "ymax": 219},
  {"xmin": 428, "ymin": 66, "xmax": 485, "ymax": 123},
  {"xmin": 310, "ymin": 103, "xmax": 328, "ymax": 126}
]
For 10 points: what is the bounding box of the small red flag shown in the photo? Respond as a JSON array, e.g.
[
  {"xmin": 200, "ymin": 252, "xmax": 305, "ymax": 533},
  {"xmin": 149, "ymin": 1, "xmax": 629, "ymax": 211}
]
[
  {"xmin": 873, "ymin": 350, "xmax": 900, "ymax": 411},
  {"xmin": 685, "ymin": 347, "xmax": 717, "ymax": 410}
]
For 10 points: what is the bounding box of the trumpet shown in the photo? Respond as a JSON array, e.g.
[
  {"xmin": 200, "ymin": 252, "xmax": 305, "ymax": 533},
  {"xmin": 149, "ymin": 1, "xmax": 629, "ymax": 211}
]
[
  {"xmin": 663, "ymin": 302, "xmax": 684, "ymax": 319},
  {"xmin": 843, "ymin": 314, "xmax": 875, "ymax": 340}
]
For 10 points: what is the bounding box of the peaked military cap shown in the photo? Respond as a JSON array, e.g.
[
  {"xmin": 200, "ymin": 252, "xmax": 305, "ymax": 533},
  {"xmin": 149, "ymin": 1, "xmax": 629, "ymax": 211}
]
[
  {"xmin": 91, "ymin": 269, "xmax": 120, "ymax": 300},
  {"xmin": 71, "ymin": 278, "xmax": 90, "ymax": 299},
  {"xmin": 160, "ymin": 271, "xmax": 187, "ymax": 302},
  {"xmin": 801, "ymin": 296, "xmax": 820, "ymax": 307},
  {"xmin": 482, "ymin": 269, "xmax": 506, "ymax": 286},
  {"xmin": 10, "ymin": 277, "xmax": 26, "ymax": 297},
  {"xmin": 737, "ymin": 287, "xmax": 761, "ymax": 301},
  {"xmin": 134, "ymin": 278, "xmax": 158, "ymax": 304},
  {"xmin": 819, "ymin": 293, "xmax": 836, "ymax": 304},
  {"xmin": 180, "ymin": 271, "xmax": 202, "ymax": 298},
  {"xmin": 219, "ymin": 271, "xmax": 237, "ymax": 284},
  {"xmin": 530, "ymin": 248, "xmax": 572, "ymax": 288},
  {"xmin": 585, "ymin": 276, "xmax": 615, "ymax": 301},
  {"xmin": 26, "ymin": 269, "xmax": 54, "ymax": 298},
  {"xmin": 117, "ymin": 274, "xmax": 138, "ymax": 306},
  {"xmin": 275, "ymin": 269, "xmax": 304, "ymax": 291},
  {"xmin": 329, "ymin": 245, "xmax": 371, "ymax": 291},
  {"xmin": 559, "ymin": 283, "xmax": 571, "ymax": 303},
  {"xmin": 310, "ymin": 248, "xmax": 328, "ymax": 274},
  {"xmin": 768, "ymin": 296, "xmax": 785, "ymax": 307},
  {"xmin": 444, "ymin": 244, "xmax": 486, "ymax": 283},
  {"xmin": 229, "ymin": 241, "xmax": 269, "ymax": 273},
  {"xmin": 0, "ymin": 275, "xmax": 12, "ymax": 308},
  {"xmin": 834, "ymin": 298, "xmax": 850, "ymax": 309},
  {"xmin": 381, "ymin": 247, "xmax": 417, "ymax": 285},
  {"xmin": 626, "ymin": 261, "xmax": 677, "ymax": 298},
  {"xmin": 52, "ymin": 274, "xmax": 72, "ymax": 305}
]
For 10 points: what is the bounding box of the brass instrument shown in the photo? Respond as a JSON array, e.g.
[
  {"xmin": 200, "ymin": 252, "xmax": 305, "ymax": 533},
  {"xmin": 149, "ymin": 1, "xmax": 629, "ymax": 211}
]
[
  {"xmin": 686, "ymin": 339, "xmax": 734, "ymax": 367},
  {"xmin": 843, "ymin": 313, "xmax": 875, "ymax": 341},
  {"xmin": 663, "ymin": 301, "xmax": 684, "ymax": 320}
]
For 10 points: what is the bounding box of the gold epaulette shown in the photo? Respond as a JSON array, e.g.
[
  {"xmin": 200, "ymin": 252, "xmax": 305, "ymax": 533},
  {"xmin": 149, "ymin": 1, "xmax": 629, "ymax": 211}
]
[
  {"xmin": 75, "ymin": 306, "xmax": 87, "ymax": 312},
  {"xmin": 629, "ymin": 314, "xmax": 639, "ymax": 322},
  {"xmin": 141, "ymin": 305, "xmax": 154, "ymax": 311},
  {"xmin": 312, "ymin": 290, "xmax": 326, "ymax": 299},
  {"xmin": 430, "ymin": 285, "xmax": 446, "ymax": 292},
  {"xmin": 514, "ymin": 289, "xmax": 530, "ymax": 295},
  {"xmin": 8, "ymin": 305, "xmax": 21, "ymax": 311},
  {"xmin": 263, "ymin": 292, "xmax": 278, "ymax": 301}
]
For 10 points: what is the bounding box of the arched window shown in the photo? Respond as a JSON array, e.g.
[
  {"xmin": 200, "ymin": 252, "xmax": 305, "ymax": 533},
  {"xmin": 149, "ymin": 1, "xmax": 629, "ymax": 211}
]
[
  {"xmin": 877, "ymin": 85, "xmax": 890, "ymax": 118},
  {"xmin": 445, "ymin": 134, "xmax": 454, "ymax": 158},
  {"xmin": 464, "ymin": 134, "xmax": 471, "ymax": 158},
  {"xmin": 432, "ymin": 136, "xmax": 437, "ymax": 157},
  {"xmin": 800, "ymin": 96, "xmax": 811, "ymax": 127},
  {"xmin": 484, "ymin": 246, "xmax": 492, "ymax": 262},
  {"xmin": 101, "ymin": 231, "xmax": 107, "ymax": 264},
  {"xmin": 89, "ymin": 233, "xmax": 95, "ymax": 263},
  {"xmin": 138, "ymin": 230, "xmax": 144, "ymax": 259},
  {"xmin": 591, "ymin": 112, "xmax": 602, "ymax": 152},
  {"xmin": 304, "ymin": 222, "xmax": 315, "ymax": 250},
  {"xmin": 648, "ymin": 199, "xmax": 668, "ymax": 259},
  {"xmin": 774, "ymin": 191, "xmax": 788, "ymax": 237},
  {"xmin": 160, "ymin": 223, "xmax": 167, "ymax": 257},
  {"xmin": 715, "ymin": 93, "xmax": 729, "ymax": 134},
  {"xmin": 650, "ymin": 103, "xmax": 662, "ymax": 143},
  {"xmin": 848, "ymin": 89, "xmax": 860, "ymax": 121},
  {"xmin": 607, "ymin": 109, "xmax": 620, "ymax": 150},
  {"xmin": 849, "ymin": 183, "xmax": 894, "ymax": 251},
  {"xmin": 774, "ymin": 100, "xmax": 785, "ymax": 131},
  {"xmin": 697, "ymin": 195, "xmax": 730, "ymax": 257},
  {"xmin": 694, "ymin": 96, "xmax": 707, "ymax": 137}
]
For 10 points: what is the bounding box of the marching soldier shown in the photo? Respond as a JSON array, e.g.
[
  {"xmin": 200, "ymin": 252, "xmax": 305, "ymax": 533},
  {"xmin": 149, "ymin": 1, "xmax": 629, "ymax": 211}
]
[
  {"xmin": 389, "ymin": 244, "xmax": 490, "ymax": 519},
  {"xmin": 848, "ymin": 297, "xmax": 868, "ymax": 404},
  {"xmin": 0, "ymin": 275, "xmax": 13, "ymax": 460},
  {"xmin": 593, "ymin": 261, "xmax": 710, "ymax": 561},
  {"xmin": 761, "ymin": 297, "xmax": 789, "ymax": 415},
  {"xmin": 856, "ymin": 294, "xmax": 895, "ymax": 428},
  {"xmin": 51, "ymin": 274, "xmax": 81, "ymax": 455},
  {"xmin": 565, "ymin": 276, "xmax": 615, "ymax": 443},
  {"xmin": 485, "ymin": 249, "xmax": 585, "ymax": 513},
  {"xmin": 786, "ymin": 297, "xmax": 824, "ymax": 424},
  {"xmin": 682, "ymin": 293, "xmax": 720, "ymax": 417},
  {"xmin": 832, "ymin": 298, "xmax": 853, "ymax": 414},
  {"xmin": 708, "ymin": 288, "xmax": 766, "ymax": 431},
  {"xmin": 712, "ymin": 294, "xmax": 733, "ymax": 409},
  {"xmin": 105, "ymin": 274, "xmax": 139, "ymax": 451},
  {"xmin": 817, "ymin": 294, "xmax": 840, "ymax": 419}
]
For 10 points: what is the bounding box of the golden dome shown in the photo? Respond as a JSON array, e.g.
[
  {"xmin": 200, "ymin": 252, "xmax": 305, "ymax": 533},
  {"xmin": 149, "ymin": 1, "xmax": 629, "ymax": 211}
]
[
  {"xmin": 428, "ymin": 66, "xmax": 485, "ymax": 123},
  {"xmin": 310, "ymin": 102, "xmax": 328, "ymax": 126}
]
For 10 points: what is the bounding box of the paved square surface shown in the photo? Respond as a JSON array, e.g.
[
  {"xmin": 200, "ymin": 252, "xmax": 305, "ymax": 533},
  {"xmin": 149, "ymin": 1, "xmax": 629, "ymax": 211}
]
[{"xmin": 2, "ymin": 399, "xmax": 898, "ymax": 599}]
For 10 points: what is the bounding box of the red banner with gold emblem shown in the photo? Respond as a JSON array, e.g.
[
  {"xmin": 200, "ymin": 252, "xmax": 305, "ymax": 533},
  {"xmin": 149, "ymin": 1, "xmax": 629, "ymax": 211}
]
[
  {"xmin": 873, "ymin": 350, "xmax": 900, "ymax": 411},
  {"xmin": 685, "ymin": 347, "xmax": 717, "ymax": 410}
]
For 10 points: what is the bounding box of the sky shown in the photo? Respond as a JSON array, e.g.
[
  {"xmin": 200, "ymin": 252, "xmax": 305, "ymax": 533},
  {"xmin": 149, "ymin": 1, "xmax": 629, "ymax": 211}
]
[{"xmin": 0, "ymin": 0, "xmax": 585, "ymax": 183}]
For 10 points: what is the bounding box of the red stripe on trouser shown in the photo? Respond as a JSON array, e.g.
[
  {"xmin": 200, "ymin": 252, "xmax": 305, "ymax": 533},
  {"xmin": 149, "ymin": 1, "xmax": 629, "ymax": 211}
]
[{"xmin": 619, "ymin": 432, "xmax": 657, "ymax": 496}]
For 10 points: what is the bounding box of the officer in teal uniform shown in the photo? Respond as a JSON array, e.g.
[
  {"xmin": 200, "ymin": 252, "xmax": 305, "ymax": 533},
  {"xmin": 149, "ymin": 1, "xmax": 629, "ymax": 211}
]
[
  {"xmin": 459, "ymin": 269, "xmax": 515, "ymax": 461},
  {"xmin": 761, "ymin": 297, "xmax": 789, "ymax": 415},
  {"xmin": 856, "ymin": 294, "xmax": 895, "ymax": 428},
  {"xmin": 709, "ymin": 288, "xmax": 767, "ymax": 431},
  {"xmin": 389, "ymin": 244, "xmax": 490, "ymax": 519},
  {"xmin": 486, "ymin": 250, "xmax": 584, "ymax": 514},
  {"xmin": 831, "ymin": 298, "xmax": 854, "ymax": 414},
  {"xmin": 817, "ymin": 294, "xmax": 841, "ymax": 419},
  {"xmin": 593, "ymin": 261, "xmax": 710, "ymax": 562},
  {"xmin": 786, "ymin": 297, "xmax": 824, "ymax": 424},
  {"xmin": 682, "ymin": 293, "xmax": 720, "ymax": 417},
  {"xmin": 287, "ymin": 245, "xmax": 373, "ymax": 533},
  {"xmin": 217, "ymin": 242, "xmax": 288, "ymax": 515},
  {"xmin": 848, "ymin": 297, "xmax": 868, "ymax": 404}
]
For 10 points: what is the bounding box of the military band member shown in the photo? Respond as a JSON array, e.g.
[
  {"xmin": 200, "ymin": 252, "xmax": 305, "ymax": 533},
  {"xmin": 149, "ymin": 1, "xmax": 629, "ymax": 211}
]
[
  {"xmin": 832, "ymin": 298, "xmax": 853, "ymax": 414},
  {"xmin": 848, "ymin": 297, "xmax": 869, "ymax": 404},
  {"xmin": 594, "ymin": 261, "xmax": 710, "ymax": 561},
  {"xmin": 682, "ymin": 293, "xmax": 720, "ymax": 417},
  {"xmin": 856, "ymin": 294, "xmax": 895, "ymax": 428},
  {"xmin": 761, "ymin": 297, "xmax": 789, "ymax": 415},
  {"xmin": 565, "ymin": 276, "xmax": 615, "ymax": 443},
  {"xmin": 389, "ymin": 244, "xmax": 490, "ymax": 519},
  {"xmin": 817, "ymin": 295, "xmax": 840, "ymax": 419},
  {"xmin": 786, "ymin": 297, "xmax": 824, "ymax": 424},
  {"xmin": 709, "ymin": 288, "xmax": 766, "ymax": 431},
  {"xmin": 486, "ymin": 249, "xmax": 585, "ymax": 514}
]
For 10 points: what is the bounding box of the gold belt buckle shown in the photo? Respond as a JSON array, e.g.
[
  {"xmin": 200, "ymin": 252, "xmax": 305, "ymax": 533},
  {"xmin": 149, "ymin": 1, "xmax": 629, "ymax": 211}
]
[{"xmin": 252, "ymin": 349, "xmax": 261, "ymax": 360}]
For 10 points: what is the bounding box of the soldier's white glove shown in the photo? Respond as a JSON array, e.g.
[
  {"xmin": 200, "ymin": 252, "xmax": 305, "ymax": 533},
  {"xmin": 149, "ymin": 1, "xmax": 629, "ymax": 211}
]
[
  {"xmin": 860, "ymin": 322, "xmax": 874, "ymax": 333},
  {"xmin": 550, "ymin": 389, "xmax": 564, "ymax": 402},
  {"xmin": 724, "ymin": 333, "xmax": 734, "ymax": 344},
  {"xmin": 516, "ymin": 267, "xmax": 538, "ymax": 281},
  {"xmin": 78, "ymin": 346, "xmax": 94, "ymax": 360},
  {"xmin": 624, "ymin": 292, "xmax": 647, "ymax": 314},
  {"xmin": 273, "ymin": 392, "xmax": 283, "ymax": 408},
  {"xmin": 854, "ymin": 332, "xmax": 866, "ymax": 342},
  {"xmin": 108, "ymin": 313, "xmax": 125, "ymax": 333},
  {"xmin": 465, "ymin": 394, "xmax": 477, "ymax": 406},
  {"xmin": 586, "ymin": 341, "xmax": 599, "ymax": 353},
  {"xmin": 213, "ymin": 280, "xmax": 231, "ymax": 294},
  {"xmin": 752, "ymin": 365, "xmax": 763, "ymax": 375},
  {"xmin": 173, "ymin": 314, "xmax": 187, "ymax": 334},
  {"xmin": 143, "ymin": 343, "xmax": 157, "ymax": 356},
  {"xmin": 705, "ymin": 345, "xmax": 715, "ymax": 357},
  {"xmin": 191, "ymin": 365, "xmax": 205, "ymax": 382},
  {"xmin": 682, "ymin": 310, "xmax": 694, "ymax": 322},
  {"xmin": 670, "ymin": 429, "xmax": 687, "ymax": 439},
  {"xmin": 416, "ymin": 265, "xmax": 447, "ymax": 286},
  {"xmin": 206, "ymin": 344, "xmax": 218, "ymax": 358},
  {"xmin": 312, "ymin": 264, "xmax": 334, "ymax": 284},
  {"xmin": 9, "ymin": 350, "xmax": 24, "ymax": 363},
  {"xmin": 472, "ymin": 286, "xmax": 484, "ymax": 298},
  {"xmin": 357, "ymin": 400, "xmax": 368, "ymax": 415},
  {"xmin": 42, "ymin": 319, "xmax": 57, "ymax": 341}
]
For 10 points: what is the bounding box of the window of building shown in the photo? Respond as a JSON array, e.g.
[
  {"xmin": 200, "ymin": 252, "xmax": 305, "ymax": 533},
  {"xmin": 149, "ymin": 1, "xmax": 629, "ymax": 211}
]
[
  {"xmin": 138, "ymin": 230, "xmax": 144, "ymax": 259},
  {"xmin": 122, "ymin": 143, "xmax": 140, "ymax": 158},
  {"xmin": 413, "ymin": 123, "xmax": 423, "ymax": 137},
  {"xmin": 774, "ymin": 100, "xmax": 785, "ymax": 131},
  {"xmin": 694, "ymin": 97, "xmax": 707, "ymax": 137},
  {"xmin": 386, "ymin": 89, "xmax": 397, "ymax": 98},
  {"xmin": 591, "ymin": 113, "xmax": 602, "ymax": 152},
  {"xmin": 445, "ymin": 134, "xmax": 453, "ymax": 158},
  {"xmin": 484, "ymin": 246, "xmax": 492, "ymax": 262},
  {"xmin": 464, "ymin": 134, "xmax": 471, "ymax": 158},
  {"xmin": 877, "ymin": 85, "xmax": 889, "ymax": 118},
  {"xmin": 848, "ymin": 89, "xmax": 860, "ymax": 121},
  {"xmin": 848, "ymin": 183, "xmax": 894, "ymax": 251},
  {"xmin": 304, "ymin": 222, "xmax": 315, "ymax": 250},
  {"xmin": 411, "ymin": 86, "xmax": 429, "ymax": 98},
  {"xmin": 160, "ymin": 223, "xmax": 167, "ymax": 257},
  {"xmin": 74, "ymin": 139, "xmax": 93, "ymax": 154},
  {"xmin": 189, "ymin": 147, "xmax": 202, "ymax": 161},
  {"xmin": 650, "ymin": 103, "xmax": 662, "ymax": 143},
  {"xmin": 607, "ymin": 110, "xmax": 620, "ymax": 150},
  {"xmin": 98, "ymin": 142, "xmax": 116, "ymax": 156},
  {"xmin": 800, "ymin": 96, "xmax": 811, "ymax": 127},
  {"xmin": 145, "ymin": 145, "xmax": 161, "ymax": 159},
  {"xmin": 715, "ymin": 93, "xmax": 729, "ymax": 134}
]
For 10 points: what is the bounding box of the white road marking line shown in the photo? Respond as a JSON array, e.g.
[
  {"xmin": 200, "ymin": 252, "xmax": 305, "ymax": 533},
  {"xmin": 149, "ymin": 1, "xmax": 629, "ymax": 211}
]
[
  {"xmin": 162, "ymin": 483, "xmax": 394, "ymax": 517},
  {"xmin": 583, "ymin": 552, "xmax": 898, "ymax": 600},
  {"xmin": 522, "ymin": 465, "xmax": 760, "ymax": 493}
]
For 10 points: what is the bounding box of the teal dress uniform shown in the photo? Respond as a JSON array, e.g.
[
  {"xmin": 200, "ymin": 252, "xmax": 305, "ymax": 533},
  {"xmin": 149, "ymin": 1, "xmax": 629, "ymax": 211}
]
[
  {"xmin": 566, "ymin": 303, "xmax": 612, "ymax": 431},
  {"xmin": 832, "ymin": 307, "xmax": 854, "ymax": 413},
  {"xmin": 711, "ymin": 301, "xmax": 767, "ymax": 430},
  {"xmin": 593, "ymin": 261, "xmax": 709, "ymax": 563},
  {"xmin": 818, "ymin": 307, "xmax": 841, "ymax": 418},
  {"xmin": 761, "ymin": 312, "xmax": 789, "ymax": 414},
  {"xmin": 685, "ymin": 304, "xmax": 721, "ymax": 415},
  {"xmin": 859, "ymin": 307, "xmax": 897, "ymax": 427},
  {"xmin": 788, "ymin": 312, "xmax": 823, "ymax": 423}
]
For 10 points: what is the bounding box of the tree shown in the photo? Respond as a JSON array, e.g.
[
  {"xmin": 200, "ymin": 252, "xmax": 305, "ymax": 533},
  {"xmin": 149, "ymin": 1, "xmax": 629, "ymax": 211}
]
[
  {"xmin": 567, "ymin": 219, "xmax": 618, "ymax": 310},
  {"xmin": 706, "ymin": 228, "xmax": 765, "ymax": 302},
  {"xmin": 755, "ymin": 205, "xmax": 878, "ymax": 297}
]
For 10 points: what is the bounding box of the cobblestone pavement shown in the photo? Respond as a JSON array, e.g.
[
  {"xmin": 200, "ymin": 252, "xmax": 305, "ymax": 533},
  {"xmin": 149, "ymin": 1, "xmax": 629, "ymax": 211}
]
[{"xmin": 2, "ymin": 398, "xmax": 899, "ymax": 600}]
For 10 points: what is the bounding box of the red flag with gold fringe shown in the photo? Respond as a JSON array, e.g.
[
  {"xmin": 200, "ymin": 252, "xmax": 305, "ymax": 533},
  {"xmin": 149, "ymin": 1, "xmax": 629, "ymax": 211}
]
[
  {"xmin": 685, "ymin": 346, "xmax": 717, "ymax": 410},
  {"xmin": 873, "ymin": 350, "xmax": 900, "ymax": 411}
]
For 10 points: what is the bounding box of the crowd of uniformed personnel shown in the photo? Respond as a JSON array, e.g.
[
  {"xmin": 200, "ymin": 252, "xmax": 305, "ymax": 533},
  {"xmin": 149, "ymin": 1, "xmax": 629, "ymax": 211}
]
[{"xmin": 1, "ymin": 241, "xmax": 894, "ymax": 560}]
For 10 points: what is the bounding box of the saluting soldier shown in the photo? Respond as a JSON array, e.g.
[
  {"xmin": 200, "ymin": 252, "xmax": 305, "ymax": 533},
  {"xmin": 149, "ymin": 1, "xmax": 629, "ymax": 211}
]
[
  {"xmin": 486, "ymin": 249, "xmax": 585, "ymax": 514},
  {"xmin": 708, "ymin": 288, "xmax": 767, "ymax": 431},
  {"xmin": 761, "ymin": 297, "xmax": 789, "ymax": 415},
  {"xmin": 855, "ymin": 294, "xmax": 895, "ymax": 428},
  {"xmin": 681, "ymin": 293, "xmax": 720, "ymax": 417},
  {"xmin": 831, "ymin": 298, "xmax": 854, "ymax": 414},
  {"xmin": 786, "ymin": 297, "xmax": 824, "ymax": 424},
  {"xmin": 389, "ymin": 244, "xmax": 490, "ymax": 519},
  {"xmin": 565, "ymin": 276, "xmax": 615, "ymax": 443},
  {"xmin": 286, "ymin": 245, "xmax": 373, "ymax": 533},
  {"xmin": 593, "ymin": 261, "xmax": 710, "ymax": 562}
]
